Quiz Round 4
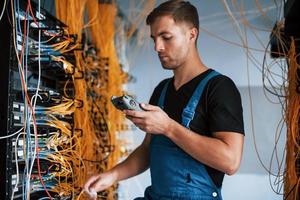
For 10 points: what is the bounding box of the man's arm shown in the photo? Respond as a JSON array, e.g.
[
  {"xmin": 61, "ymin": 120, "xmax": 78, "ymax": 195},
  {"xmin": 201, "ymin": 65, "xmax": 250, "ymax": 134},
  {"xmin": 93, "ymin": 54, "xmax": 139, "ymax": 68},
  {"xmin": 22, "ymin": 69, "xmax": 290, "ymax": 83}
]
[
  {"xmin": 83, "ymin": 133, "xmax": 151, "ymax": 198},
  {"xmin": 111, "ymin": 132, "xmax": 151, "ymax": 181},
  {"xmin": 166, "ymin": 120, "xmax": 244, "ymax": 175},
  {"xmin": 125, "ymin": 104, "xmax": 244, "ymax": 175}
]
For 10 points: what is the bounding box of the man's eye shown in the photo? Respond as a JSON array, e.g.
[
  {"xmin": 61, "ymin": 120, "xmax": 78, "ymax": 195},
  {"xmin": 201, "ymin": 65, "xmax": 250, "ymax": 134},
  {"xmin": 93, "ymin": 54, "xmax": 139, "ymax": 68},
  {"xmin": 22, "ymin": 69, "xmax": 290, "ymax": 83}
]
[{"xmin": 163, "ymin": 37, "xmax": 172, "ymax": 40}]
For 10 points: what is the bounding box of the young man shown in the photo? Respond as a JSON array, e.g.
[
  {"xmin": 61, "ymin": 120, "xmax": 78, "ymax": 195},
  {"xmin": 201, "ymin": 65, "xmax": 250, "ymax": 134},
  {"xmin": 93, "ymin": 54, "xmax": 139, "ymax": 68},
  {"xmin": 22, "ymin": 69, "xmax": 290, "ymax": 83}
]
[{"xmin": 84, "ymin": 1, "xmax": 244, "ymax": 199}]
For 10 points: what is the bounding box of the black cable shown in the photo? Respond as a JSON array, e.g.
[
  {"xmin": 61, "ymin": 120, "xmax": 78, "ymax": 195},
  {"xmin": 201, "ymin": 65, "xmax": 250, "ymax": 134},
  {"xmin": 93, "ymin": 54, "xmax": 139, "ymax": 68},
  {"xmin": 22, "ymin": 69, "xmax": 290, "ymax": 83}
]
[{"xmin": 262, "ymin": 37, "xmax": 286, "ymax": 98}]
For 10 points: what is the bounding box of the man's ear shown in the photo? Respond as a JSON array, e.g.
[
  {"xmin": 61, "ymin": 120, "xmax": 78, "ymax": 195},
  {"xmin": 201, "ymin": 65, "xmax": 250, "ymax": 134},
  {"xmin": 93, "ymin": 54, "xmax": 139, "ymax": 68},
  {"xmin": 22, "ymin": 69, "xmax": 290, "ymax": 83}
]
[{"xmin": 189, "ymin": 27, "xmax": 198, "ymax": 43}]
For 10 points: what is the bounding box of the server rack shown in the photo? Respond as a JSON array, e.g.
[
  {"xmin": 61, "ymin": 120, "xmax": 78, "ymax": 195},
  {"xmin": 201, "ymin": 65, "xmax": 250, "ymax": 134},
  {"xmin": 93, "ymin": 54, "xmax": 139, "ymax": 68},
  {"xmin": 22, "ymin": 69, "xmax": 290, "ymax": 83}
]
[{"xmin": 0, "ymin": 1, "xmax": 79, "ymax": 199}]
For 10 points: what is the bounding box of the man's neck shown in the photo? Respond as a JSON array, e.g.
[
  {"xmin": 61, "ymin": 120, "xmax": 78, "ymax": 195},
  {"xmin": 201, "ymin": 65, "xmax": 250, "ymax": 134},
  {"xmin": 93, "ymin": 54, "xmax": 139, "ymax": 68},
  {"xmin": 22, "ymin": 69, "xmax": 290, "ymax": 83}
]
[{"xmin": 173, "ymin": 55, "xmax": 208, "ymax": 91}]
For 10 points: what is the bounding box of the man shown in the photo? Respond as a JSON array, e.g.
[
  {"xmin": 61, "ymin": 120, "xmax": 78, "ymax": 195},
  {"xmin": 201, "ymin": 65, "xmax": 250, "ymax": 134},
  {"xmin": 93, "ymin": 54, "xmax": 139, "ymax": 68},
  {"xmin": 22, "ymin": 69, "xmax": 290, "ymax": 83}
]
[{"xmin": 84, "ymin": 1, "xmax": 244, "ymax": 199}]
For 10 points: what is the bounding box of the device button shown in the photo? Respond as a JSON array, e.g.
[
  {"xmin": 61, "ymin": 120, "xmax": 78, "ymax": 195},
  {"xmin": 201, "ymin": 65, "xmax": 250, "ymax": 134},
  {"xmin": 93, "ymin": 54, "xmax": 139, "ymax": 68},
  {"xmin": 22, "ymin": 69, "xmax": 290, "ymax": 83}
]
[{"xmin": 129, "ymin": 100, "xmax": 136, "ymax": 107}]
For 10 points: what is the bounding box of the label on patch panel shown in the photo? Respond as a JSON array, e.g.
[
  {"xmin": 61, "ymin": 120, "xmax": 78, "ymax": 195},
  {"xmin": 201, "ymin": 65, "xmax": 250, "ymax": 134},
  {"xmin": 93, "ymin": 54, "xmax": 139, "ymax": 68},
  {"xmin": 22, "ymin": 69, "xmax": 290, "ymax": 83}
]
[
  {"xmin": 17, "ymin": 150, "xmax": 24, "ymax": 157},
  {"xmin": 11, "ymin": 174, "xmax": 19, "ymax": 192},
  {"xmin": 13, "ymin": 102, "xmax": 23, "ymax": 112},
  {"xmin": 13, "ymin": 115, "xmax": 20, "ymax": 121},
  {"xmin": 18, "ymin": 139, "xmax": 24, "ymax": 146},
  {"xmin": 17, "ymin": 44, "xmax": 22, "ymax": 51},
  {"xmin": 13, "ymin": 103, "xmax": 19, "ymax": 109},
  {"xmin": 13, "ymin": 102, "xmax": 25, "ymax": 112},
  {"xmin": 12, "ymin": 112, "xmax": 23, "ymax": 126}
]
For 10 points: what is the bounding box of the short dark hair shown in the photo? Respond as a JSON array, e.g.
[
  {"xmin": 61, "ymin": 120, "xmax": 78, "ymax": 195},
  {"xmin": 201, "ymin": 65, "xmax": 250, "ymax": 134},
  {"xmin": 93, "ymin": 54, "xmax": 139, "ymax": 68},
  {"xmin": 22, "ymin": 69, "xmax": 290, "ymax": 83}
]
[{"xmin": 146, "ymin": 0, "xmax": 199, "ymax": 40}]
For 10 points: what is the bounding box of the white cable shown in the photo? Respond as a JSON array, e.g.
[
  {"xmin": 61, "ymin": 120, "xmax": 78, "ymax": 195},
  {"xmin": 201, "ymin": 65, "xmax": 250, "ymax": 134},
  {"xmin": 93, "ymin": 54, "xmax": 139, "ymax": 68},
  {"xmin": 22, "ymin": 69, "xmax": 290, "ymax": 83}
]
[
  {"xmin": 221, "ymin": 0, "xmax": 246, "ymax": 44},
  {"xmin": 0, "ymin": 0, "xmax": 6, "ymax": 21},
  {"xmin": 0, "ymin": 127, "xmax": 24, "ymax": 140},
  {"xmin": 27, "ymin": 94, "xmax": 43, "ymax": 198},
  {"xmin": 27, "ymin": 1, "xmax": 42, "ymax": 198},
  {"xmin": 200, "ymin": 5, "xmax": 276, "ymax": 22}
]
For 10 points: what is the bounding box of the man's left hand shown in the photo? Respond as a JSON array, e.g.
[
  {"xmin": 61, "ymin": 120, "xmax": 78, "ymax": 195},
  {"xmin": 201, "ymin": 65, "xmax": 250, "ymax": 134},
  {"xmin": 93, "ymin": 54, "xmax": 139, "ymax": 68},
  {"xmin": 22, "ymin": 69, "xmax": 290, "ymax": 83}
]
[{"xmin": 124, "ymin": 104, "xmax": 172, "ymax": 135}]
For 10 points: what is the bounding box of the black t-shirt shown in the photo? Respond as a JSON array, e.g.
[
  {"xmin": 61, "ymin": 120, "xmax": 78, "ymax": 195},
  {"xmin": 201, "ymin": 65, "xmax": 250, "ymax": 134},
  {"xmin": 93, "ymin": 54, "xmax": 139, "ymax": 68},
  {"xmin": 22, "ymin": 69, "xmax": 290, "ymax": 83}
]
[{"xmin": 149, "ymin": 69, "xmax": 245, "ymax": 188}]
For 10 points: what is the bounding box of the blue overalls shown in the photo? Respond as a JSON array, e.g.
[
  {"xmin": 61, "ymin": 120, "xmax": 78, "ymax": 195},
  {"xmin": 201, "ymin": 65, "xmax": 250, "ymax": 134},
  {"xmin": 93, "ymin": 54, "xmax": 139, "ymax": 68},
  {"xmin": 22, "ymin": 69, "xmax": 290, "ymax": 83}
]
[{"xmin": 139, "ymin": 70, "xmax": 223, "ymax": 200}]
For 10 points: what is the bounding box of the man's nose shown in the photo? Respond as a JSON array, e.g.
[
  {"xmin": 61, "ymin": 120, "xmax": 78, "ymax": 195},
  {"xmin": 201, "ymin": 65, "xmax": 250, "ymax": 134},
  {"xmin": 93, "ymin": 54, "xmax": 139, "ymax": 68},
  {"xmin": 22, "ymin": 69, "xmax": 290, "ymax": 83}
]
[{"xmin": 154, "ymin": 40, "xmax": 164, "ymax": 52}]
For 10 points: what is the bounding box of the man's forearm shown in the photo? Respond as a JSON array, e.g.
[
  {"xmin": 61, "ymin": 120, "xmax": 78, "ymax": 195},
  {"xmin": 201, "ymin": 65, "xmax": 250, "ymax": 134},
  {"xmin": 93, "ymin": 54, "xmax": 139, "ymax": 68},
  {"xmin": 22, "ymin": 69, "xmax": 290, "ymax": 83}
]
[
  {"xmin": 165, "ymin": 119, "xmax": 244, "ymax": 175},
  {"xmin": 110, "ymin": 143, "xmax": 150, "ymax": 181}
]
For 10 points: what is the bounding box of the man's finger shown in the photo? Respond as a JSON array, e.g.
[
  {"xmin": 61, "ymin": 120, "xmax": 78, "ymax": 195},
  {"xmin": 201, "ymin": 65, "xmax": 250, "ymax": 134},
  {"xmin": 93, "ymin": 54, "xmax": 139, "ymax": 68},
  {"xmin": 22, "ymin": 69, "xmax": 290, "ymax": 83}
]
[
  {"xmin": 125, "ymin": 115, "xmax": 133, "ymax": 120},
  {"xmin": 140, "ymin": 103, "xmax": 159, "ymax": 111},
  {"xmin": 124, "ymin": 110, "xmax": 145, "ymax": 118},
  {"xmin": 83, "ymin": 175, "xmax": 100, "ymax": 192},
  {"xmin": 131, "ymin": 117, "xmax": 144, "ymax": 125},
  {"xmin": 83, "ymin": 188, "xmax": 97, "ymax": 200}
]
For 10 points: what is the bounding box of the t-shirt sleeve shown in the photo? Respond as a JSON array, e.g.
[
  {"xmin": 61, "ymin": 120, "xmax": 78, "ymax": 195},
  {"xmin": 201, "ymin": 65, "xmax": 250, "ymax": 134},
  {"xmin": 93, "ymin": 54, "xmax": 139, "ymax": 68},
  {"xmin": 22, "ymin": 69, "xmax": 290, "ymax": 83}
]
[{"xmin": 207, "ymin": 76, "xmax": 245, "ymax": 135}]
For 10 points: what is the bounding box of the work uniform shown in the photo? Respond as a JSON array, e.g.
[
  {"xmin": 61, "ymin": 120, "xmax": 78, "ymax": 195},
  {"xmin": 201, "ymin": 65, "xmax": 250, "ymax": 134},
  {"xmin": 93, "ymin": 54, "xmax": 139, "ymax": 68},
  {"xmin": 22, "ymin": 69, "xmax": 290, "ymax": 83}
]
[{"xmin": 136, "ymin": 69, "xmax": 244, "ymax": 200}]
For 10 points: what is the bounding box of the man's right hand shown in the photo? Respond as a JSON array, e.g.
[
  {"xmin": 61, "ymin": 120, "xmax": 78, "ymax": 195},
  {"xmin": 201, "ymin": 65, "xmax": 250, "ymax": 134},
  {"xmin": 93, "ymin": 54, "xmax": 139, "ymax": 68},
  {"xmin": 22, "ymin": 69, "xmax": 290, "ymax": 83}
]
[
  {"xmin": 83, "ymin": 170, "xmax": 118, "ymax": 200},
  {"xmin": 83, "ymin": 133, "xmax": 151, "ymax": 199}
]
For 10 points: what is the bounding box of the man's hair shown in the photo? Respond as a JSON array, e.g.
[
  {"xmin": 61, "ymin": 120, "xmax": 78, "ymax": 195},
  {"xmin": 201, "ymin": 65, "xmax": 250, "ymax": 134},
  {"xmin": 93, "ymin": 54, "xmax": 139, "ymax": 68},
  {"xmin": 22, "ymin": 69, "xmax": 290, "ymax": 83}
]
[{"xmin": 146, "ymin": 0, "xmax": 199, "ymax": 41}]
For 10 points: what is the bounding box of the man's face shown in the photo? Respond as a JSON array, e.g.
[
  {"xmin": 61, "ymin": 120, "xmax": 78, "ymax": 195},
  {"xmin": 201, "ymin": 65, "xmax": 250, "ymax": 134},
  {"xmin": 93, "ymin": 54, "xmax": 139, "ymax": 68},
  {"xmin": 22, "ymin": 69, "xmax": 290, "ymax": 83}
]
[{"xmin": 150, "ymin": 15, "xmax": 193, "ymax": 69}]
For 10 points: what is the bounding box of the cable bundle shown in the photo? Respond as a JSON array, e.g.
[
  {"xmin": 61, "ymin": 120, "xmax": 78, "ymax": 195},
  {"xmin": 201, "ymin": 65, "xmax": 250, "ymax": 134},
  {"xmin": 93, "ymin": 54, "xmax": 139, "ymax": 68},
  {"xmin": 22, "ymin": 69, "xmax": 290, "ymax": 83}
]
[
  {"xmin": 55, "ymin": 0, "xmax": 129, "ymax": 199},
  {"xmin": 284, "ymin": 39, "xmax": 300, "ymax": 200}
]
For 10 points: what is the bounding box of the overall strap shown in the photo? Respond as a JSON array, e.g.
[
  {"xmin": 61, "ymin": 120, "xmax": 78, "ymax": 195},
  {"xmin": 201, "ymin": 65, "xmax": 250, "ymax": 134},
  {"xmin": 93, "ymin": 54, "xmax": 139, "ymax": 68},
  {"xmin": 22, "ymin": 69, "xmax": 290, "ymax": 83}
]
[
  {"xmin": 158, "ymin": 78, "xmax": 171, "ymax": 109},
  {"xmin": 182, "ymin": 70, "xmax": 221, "ymax": 128}
]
